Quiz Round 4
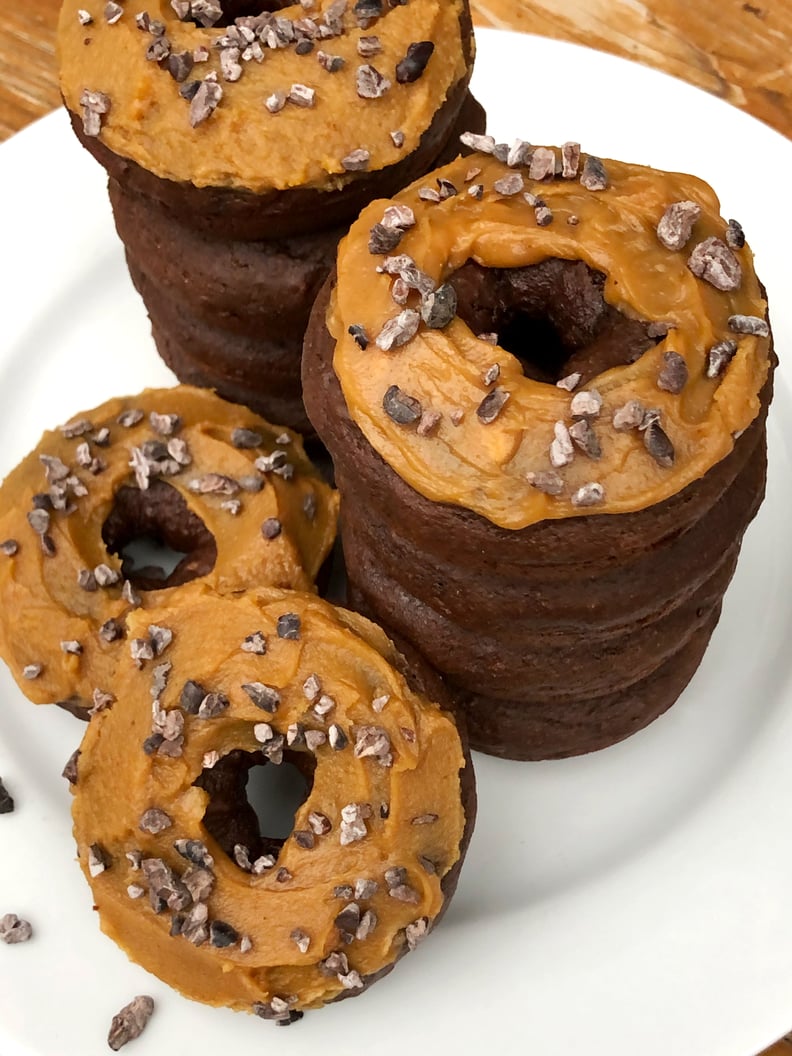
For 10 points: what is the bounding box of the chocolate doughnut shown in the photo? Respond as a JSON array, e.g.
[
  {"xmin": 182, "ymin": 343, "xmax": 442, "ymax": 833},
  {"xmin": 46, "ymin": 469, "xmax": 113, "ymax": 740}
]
[
  {"xmin": 0, "ymin": 386, "xmax": 337, "ymax": 717},
  {"xmin": 303, "ymin": 144, "xmax": 775, "ymax": 759},
  {"xmin": 58, "ymin": 0, "xmax": 485, "ymax": 430},
  {"xmin": 71, "ymin": 585, "xmax": 475, "ymax": 1020}
]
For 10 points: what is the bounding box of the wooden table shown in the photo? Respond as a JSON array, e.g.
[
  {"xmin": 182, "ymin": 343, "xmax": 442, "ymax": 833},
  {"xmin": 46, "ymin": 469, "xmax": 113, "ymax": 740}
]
[{"xmin": 1, "ymin": 2, "xmax": 790, "ymax": 1054}]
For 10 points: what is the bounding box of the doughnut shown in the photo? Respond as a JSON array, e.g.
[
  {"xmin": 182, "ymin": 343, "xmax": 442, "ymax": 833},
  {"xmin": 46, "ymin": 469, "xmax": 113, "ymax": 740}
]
[
  {"xmin": 303, "ymin": 143, "xmax": 775, "ymax": 760},
  {"xmin": 70, "ymin": 584, "xmax": 475, "ymax": 1020},
  {"xmin": 0, "ymin": 386, "xmax": 337, "ymax": 718},
  {"xmin": 57, "ymin": 0, "xmax": 485, "ymax": 431}
]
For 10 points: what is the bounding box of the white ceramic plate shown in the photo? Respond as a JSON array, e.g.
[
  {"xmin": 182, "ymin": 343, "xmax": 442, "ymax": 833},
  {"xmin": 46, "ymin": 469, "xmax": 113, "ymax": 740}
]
[{"xmin": 2, "ymin": 27, "xmax": 792, "ymax": 1056}]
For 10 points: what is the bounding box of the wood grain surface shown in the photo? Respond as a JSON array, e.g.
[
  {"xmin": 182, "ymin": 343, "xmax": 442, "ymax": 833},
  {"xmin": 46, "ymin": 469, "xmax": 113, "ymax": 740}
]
[{"xmin": 2, "ymin": 2, "xmax": 791, "ymax": 1054}]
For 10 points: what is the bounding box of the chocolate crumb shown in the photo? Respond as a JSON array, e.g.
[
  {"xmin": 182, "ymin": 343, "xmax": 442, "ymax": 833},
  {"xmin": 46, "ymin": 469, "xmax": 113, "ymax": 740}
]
[
  {"xmin": 390, "ymin": 129, "xmax": 405, "ymax": 148},
  {"xmin": 265, "ymin": 91, "xmax": 286, "ymax": 114},
  {"xmin": 62, "ymin": 749, "xmax": 81, "ymax": 786},
  {"xmin": 139, "ymin": 808, "xmax": 172, "ymax": 835},
  {"xmin": 291, "ymin": 928, "xmax": 311, "ymax": 953},
  {"xmin": 77, "ymin": 9, "xmax": 93, "ymax": 24},
  {"xmin": 580, "ymin": 155, "xmax": 608, "ymax": 191},
  {"xmin": 348, "ymin": 324, "xmax": 369, "ymax": 350},
  {"xmin": 570, "ymin": 388, "xmax": 602, "ymax": 418},
  {"xmin": 570, "ymin": 482, "xmax": 605, "ymax": 507},
  {"xmin": 308, "ymin": 811, "xmax": 332, "ymax": 835},
  {"xmin": 376, "ymin": 309, "xmax": 420, "ymax": 351},
  {"xmin": 706, "ymin": 339, "xmax": 738, "ymax": 378},
  {"xmin": 190, "ymin": 78, "xmax": 223, "ymax": 127},
  {"xmin": 657, "ymin": 351, "xmax": 688, "ymax": 393},
  {"xmin": 561, "ymin": 141, "xmax": 580, "ymax": 178},
  {"xmin": 396, "ymin": 41, "xmax": 434, "ymax": 83},
  {"xmin": 80, "ymin": 89, "xmax": 111, "ymax": 137},
  {"xmin": 688, "ymin": 237, "xmax": 742, "ymax": 291},
  {"xmin": 167, "ymin": 50, "xmax": 194, "ymax": 82},
  {"xmin": 22, "ymin": 663, "xmax": 43, "ymax": 680},
  {"xmin": 0, "ymin": 778, "xmax": 14, "ymax": 814},
  {"xmin": 643, "ymin": 420, "xmax": 675, "ymax": 468},
  {"xmin": 288, "ymin": 84, "xmax": 316, "ymax": 108},
  {"xmin": 88, "ymin": 842, "xmax": 111, "ymax": 877},
  {"xmin": 276, "ymin": 867, "xmax": 292, "ymax": 883},
  {"xmin": 383, "ymin": 385, "xmax": 422, "ymax": 425},
  {"xmin": 0, "ymin": 914, "xmax": 33, "ymax": 944},
  {"xmin": 356, "ymin": 64, "xmax": 391, "ymax": 99},
  {"xmin": 476, "ymin": 388, "xmax": 510, "ymax": 424},
  {"xmin": 569, "ymin": 419, "xmax": 601, "ymax": 459},
  {"xmin": 209, "ymin": 920, "xmax": 239, "ymax": 948},
  {"xmin": 0, "ymin": 539, "xmax": 18, "ymax": 557},
  {"xmin": 656, "ymin": 200, "xmax": 701, "ymax": 251},
  {"xmin": 612, "ymin": 399, "xmax": 646, "ymax": 431},
  {"xmin": 261, "ymin": 517, "xmax": 282, "ymax": 540},
  {"xmin": 358, "ymin": 35, "xmax": 382, "ymax": 57},
  {"xmin": 107, "ymin": 995, "xmax": 155, "ymax": 1052},
  {"xmin": 526, "ymin": 470, "xmax": 564, "ymax": 496},
  {"xmin": 421, "ymin": 283, "xmax": 457, "ymax": 329},
  {"xmin": 342, "ymin": 148, "xmax": 370, "ymax": 172},
  {"xmin": 725, "ymin": 219, "xmax": 746, "ymax": 250},
  {"xmin": 369, "ymin": 223, "xmax": 404, "ymax": 254},
  {"xmin": 294, "ymin": 829, "xmax": 316, "ymax": 849},
  {"xmin": 405, "ymin": 917, "xmax": 429, "ymax": 950},
  {"xmin": 529, "ymin": 147, "xmax": 555, "ymax": 181},
  {"xmin": 61, "ymin": 640, "xmax": 83, "ymax": 656},
  {"xmin": 242, "ymin": 682, "xmax": 281, "ymax": 713},
  {"xmin": 277, "ymin": 613, "xmax": 301, "ymax": 640},
  {"xmin": 493, "ymin": 173, "xmax": 524, "ymax": 197},
  {"xmin": 556, "ymin": 372, "xmax": 581, "ymax": 392},
  {"xmin": 459, "ymin": 131, "xmax": 495, "ymax": 153},
  {"xmin": 241, "ymin": 631, "xmax": 267, "ymax": 654},
  {"xmin": 728, "ymin": 314, "xmax": 769, "ymax": 337},
  {"xmin": 329, "ymin": 723, "xmax": 349, "ymax": 750},
  {"xmin": 318, "ymin": 50, "xmax": 345, "ymax": 72}
]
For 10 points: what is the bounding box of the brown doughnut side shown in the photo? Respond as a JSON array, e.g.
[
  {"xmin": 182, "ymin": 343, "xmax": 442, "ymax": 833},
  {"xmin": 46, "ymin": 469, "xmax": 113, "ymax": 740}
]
[{"xmin": 302, "ymin": 274, "xmax": 774, "ymax": 760}]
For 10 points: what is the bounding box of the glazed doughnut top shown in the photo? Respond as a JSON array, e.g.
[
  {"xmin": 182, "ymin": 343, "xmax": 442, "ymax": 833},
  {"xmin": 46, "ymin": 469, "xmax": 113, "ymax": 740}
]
[
  {"xmin": 72, "ymin": 585, "xmax": 468, "ymax": 1015},
  {"xmin": 58, "ymin": 0, "xmax": 469, "ymax": 192},
  {"xmin": 0, "ymin": 386, "xmax": 337, "ymax": 709},
  {"xmin": 328, "ymin": 146, "xmax": 772, "ymax": 529}
]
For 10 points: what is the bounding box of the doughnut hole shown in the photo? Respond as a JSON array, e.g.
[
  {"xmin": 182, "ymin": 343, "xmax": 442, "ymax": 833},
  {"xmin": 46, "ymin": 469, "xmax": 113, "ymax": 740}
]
[
  {"xmin": 194, "ymin": 748, "xmax": 316, "ymax": 866},
  {"xmin": 101, "ymin": 480, "xmax": 217, "ymax": 591},
  {"xmin": 448, "ymin": 258, "xmax": 663, "ymax": 385}
]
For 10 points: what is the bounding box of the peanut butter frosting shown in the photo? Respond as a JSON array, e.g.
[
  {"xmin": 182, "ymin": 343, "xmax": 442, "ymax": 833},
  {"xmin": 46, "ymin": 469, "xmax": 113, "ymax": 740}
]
[
  {"xmin": 71, "ymin": 585, "xmax": 468, "ymax": 1017},
  {"xmin": 0, "ymin": 386, "xmax": 337, "ymax": 711},
  {"xmin": 328, "ymin": 145, "xmax": 772, "ymax": 529},
  {"xmin": 57, "ymin": 0, "xmax": 469, "ymax": 192}
]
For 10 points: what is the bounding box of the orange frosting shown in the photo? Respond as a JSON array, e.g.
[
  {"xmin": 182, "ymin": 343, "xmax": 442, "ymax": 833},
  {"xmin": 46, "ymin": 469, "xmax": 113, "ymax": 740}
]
[
  {"xmin": 71, "ymin": 585, "xmax": 468, "ymax": 1014},
  {"xmin": 57, "ymin": 0, "xmax": 469, "ymax": 192},
  {"xmin": 0, "ymin": 386, "xmax": 337, "ymax": 710},
  {"xmin": 329, "ymin": 149, "xmax": 771, "ymax": 529}
]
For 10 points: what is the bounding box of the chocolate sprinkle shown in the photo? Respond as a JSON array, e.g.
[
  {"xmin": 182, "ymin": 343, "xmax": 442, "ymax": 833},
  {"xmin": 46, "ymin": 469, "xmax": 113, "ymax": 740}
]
[
  {"xmin": 726, "ymin": 219, "xmax": 746, "ymax": 250},
  {"xmin": 561, "ymin": 141, "xmax": 581, "ymax": 178},
  {"xmin": 396, "ymin": 41, "xmax": 434, "ymax": 83},
  {"xmin": 383, "ymin": 385, "xmax": 422, "ymax": 425},
  {"xmin": 580, "ymin": 155, "xmax": 608, "ymax": 191},
  {"xmin": 241, "ymin": 681, "xmax": 281, "ymax": 713},
  {"xmin": 139, "ymin": 808, "xmax": 172, "ymax": 835},
  {"xmin": 348, "ymin": 324, "xmax": 369, "ymax": 350},
  {"xmin": 688, "ymin": 237, "xmax": 742, "ymax": 291},
  {"xmin": 0, "ymin": 778, "xmax": 14, "ymax": 814},
  {"xmin": 728, "ymin": 314, "xmax": 769, "ymax": 337},
  {"xmin": 526, "ymin": 471, "xmax": 564, "ymax": 496},
  {"xmin": 421, "ymin": 283, "xmax": 457, "ymax": 329},
  {"xmin": 0, "ymin": 914, "xmax": 33, "ymax": 945},
  {"xmin": 277, "ymin": 613, "xmax": 301, "ymax": 640},
  {"xmin": 62, "ymin": 750, "xmax": 81, "ymax": 786},
  {"xmin": 376, "ymin": 309, "xmax": 421, "ymax": 351},
  {"xmin": 261, "ymin": 517, "xmax": 282, "ymax": 540},
  {"xmin": 356, "ymin": 64, "xmax": 391, "ymax": 99},
  {"xmin": 107, "ymin": 996, "xmax": 155, "ymax": 1052},
  {"xmin": 190, "ymin": 78, "xmax": 223, "ymax": 127},
  {"xmin": 643, "ymin": 420, "xmax": 675, "ymax": 468},
  {"xmin": 706, "ymin": 339, "xmax": 738, "ymax": 378},
  {"xmin": 657, "ymin": 351, "xmax": 689, "ymax": 393},
  {"xmin": 476, "ymin": 388, "xmax": 510, "ymax": 424},
  {"xmin": 656, "ymin": 200, "xmax": 701, "ymax": 251}
]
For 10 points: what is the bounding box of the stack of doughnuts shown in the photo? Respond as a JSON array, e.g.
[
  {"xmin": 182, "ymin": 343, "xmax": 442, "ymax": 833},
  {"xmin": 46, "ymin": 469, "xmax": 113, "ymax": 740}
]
[
  {"xmin": 57, "ymin": 0, "xmax": 485, "ymax": 432},
  {"xmin": 303, "ymin": 143, "xmax": 775, "ymax": 760},
  {"xmin": 0, "ymin": 386, "xmax": 337, "ymax": 717},
  {"xmin": 71, "ymin": 585, "xmax": 475, "ymax": 1021}
]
